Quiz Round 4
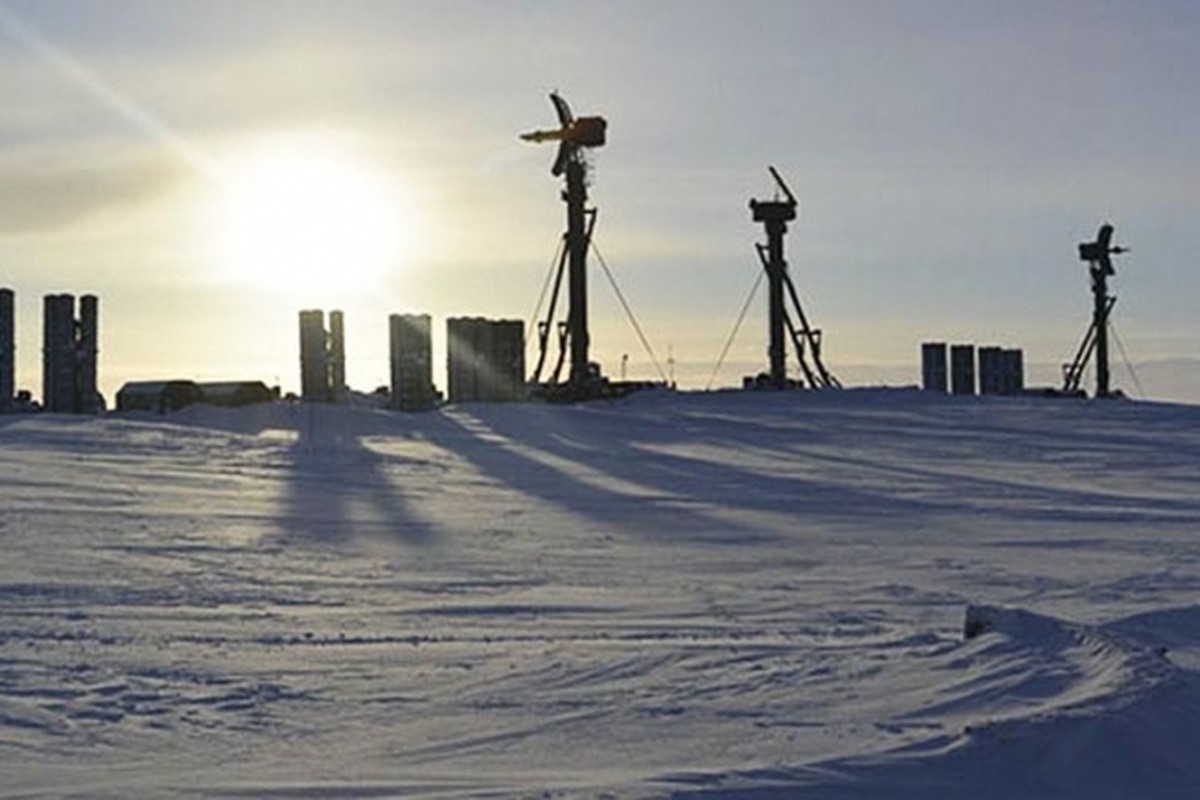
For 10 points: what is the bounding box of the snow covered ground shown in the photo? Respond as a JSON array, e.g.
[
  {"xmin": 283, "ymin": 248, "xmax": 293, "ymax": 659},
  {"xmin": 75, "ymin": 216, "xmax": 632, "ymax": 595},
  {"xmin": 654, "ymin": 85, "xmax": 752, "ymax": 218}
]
[{"xmin": 2, "ymin": 389, "xmax": 1198, "ymax": 798}]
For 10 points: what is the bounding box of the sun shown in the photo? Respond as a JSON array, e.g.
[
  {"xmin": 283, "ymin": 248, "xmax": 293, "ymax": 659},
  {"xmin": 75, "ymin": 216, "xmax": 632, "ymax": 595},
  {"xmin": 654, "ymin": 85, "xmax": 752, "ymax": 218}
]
[{"xmin": 215, "ymin": 136, "xmax": 412, "ymax": 293}]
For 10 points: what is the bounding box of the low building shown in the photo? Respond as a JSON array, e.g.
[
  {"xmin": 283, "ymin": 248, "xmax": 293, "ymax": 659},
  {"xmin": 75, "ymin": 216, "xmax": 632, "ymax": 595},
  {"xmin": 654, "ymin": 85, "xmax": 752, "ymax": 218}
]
[
  {"xmin": 197, "ymin": 381, "xmax": 275, "ymax": 407},
  {"xmin": 116, "ymin": 380, "xmax": 203, "ymax": 413},
  {"xmin": 116, "ymin": 380, "xmax": 275, "ymax": 413}
]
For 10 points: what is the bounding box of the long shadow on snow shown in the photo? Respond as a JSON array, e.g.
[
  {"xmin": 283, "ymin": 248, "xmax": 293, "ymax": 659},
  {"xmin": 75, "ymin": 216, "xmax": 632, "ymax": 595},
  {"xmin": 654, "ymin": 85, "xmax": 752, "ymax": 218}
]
[
  {"xmin": 753, "ymin": 439, "xmax": 1200, "ymax": 525},
  {"xmin": 419, "ymin": 408, "xmax": 757, "ymax": 541},
  {"xmin": 672, "ymin": 392, "xmax": 1200, "ymax": 475},
  {"xmin": 430, "ymin": 405, "xmax": 941, "ymax": 542},
  {"xmin": 651, "ymin": 402, "xmax": 1200, "ymax": 526},
  {"xmin": 275, "ymin": 405, "xmax": 433, "ymax": 548}
]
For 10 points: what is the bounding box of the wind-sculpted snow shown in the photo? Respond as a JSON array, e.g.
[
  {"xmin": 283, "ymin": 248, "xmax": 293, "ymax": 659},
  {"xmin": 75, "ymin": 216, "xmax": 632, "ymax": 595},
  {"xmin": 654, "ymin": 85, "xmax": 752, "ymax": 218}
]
[
  {"xmin": 954, "ymin": 604, "xmax": 1171, "ymax": 720},
  {"xmin": 1, "ymin": 390, "xmax": 1198, "ymax": 797}
]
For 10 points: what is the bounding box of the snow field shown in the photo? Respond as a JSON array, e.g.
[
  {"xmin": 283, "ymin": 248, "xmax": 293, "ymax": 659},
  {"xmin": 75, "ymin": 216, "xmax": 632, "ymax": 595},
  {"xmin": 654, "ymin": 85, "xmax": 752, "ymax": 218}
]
[{"xmin": 1, "ymin": 389, "xmax": 1198, "ymax": 797}]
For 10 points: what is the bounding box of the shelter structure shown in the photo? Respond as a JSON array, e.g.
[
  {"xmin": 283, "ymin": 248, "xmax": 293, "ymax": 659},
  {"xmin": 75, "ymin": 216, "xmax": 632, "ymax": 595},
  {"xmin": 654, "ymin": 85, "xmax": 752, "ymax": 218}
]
[
  {"xmin": 116, "ymin": 380, "xmax": 274, "ymax": 413},
  {"xmin": 197, "ymin": 381, "xmax": 274, "ymax": 408},
  {"xmin": 116, "ymin": 380, "xmax": 203, "ymax": 413}
]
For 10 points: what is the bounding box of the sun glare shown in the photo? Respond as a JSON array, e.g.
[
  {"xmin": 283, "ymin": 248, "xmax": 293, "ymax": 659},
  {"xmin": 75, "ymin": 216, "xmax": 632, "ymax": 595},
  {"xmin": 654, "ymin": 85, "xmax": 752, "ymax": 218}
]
[{"xmin": 216, "ymin": 137, "xmax": 413, "ymax": 293}]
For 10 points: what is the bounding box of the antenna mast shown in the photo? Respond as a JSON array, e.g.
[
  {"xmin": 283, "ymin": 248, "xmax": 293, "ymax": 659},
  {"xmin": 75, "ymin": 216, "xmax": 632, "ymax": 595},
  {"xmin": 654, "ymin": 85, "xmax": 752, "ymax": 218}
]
[
  {"xmin": 748, "ymin": 166, "xmax": 839, "ymax": 390},
  {"xmin": 521, "ymin": 92, "xmax": 607, "ymax": 399},
  {"xmin": 1062, "ymin": 223, "xmax": 1126, "ymax": 398}
]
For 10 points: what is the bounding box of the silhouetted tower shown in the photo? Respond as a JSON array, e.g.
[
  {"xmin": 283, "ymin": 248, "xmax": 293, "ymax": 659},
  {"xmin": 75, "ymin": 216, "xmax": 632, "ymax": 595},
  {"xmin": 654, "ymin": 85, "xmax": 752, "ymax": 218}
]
[
  {"xmin": 389, "ymin": 313, "xmax": 436, "ymax": 411},
  {"xmin": 77, "ymin": 295, "xmax": 98, "ymax": 413},
  {"xmin": 1002, "ymin": 349, "xmax": 1024, "ymax": 395},
  {"xmin": 522, "ymin": 92, "xmax": 607, "ymax": 397},
  {"xmin": 446, "ymin": 317, "xmax": 526, "ymax": 403},
  {"xmin": 978, "ymin": 347, "xmax": 1003, "ymax": 395},
  {"xmin": 921, "ymin": 342, "xmax": 948, "ymax": 393},
  {"xmin": 43, "ymin": 294, "xmax": 72, "ymax": 412},
  {"xmin": 1063, "ymin": 224, "xmax": 1126, "ymax": 398},
  {"xmin": 752, "ymin": 172, "xmax": 794, "ymax": 388},
  {"xmin": 950, "ymin": 344, "xmax": 976, "ymax": 396},
  {"xmin": 0, "ymin": 288, "xmax": 13, "ymax": 413},
  {"xmin": 749, "ymin": 167, "xmax": 839, "ymax": 390},
  {"xmin": 329, "ymin": 310, "xmax": 346, "ymax": 402},
  {"xmin": 299, "ymin": 309, "xmax": 345, "ymax": 403},
  {"xmin": 299, "ymin": 310, "xmax": 327, "ymax": 402},
  {"xmin": 41, "ymin": 293, "xmax": 99, "ymax": 413}
]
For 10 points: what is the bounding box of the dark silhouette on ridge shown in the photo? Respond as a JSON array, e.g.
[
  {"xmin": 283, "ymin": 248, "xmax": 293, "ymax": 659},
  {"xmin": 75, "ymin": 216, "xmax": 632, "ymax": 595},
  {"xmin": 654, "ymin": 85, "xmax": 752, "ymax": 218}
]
[
  {"xmin": 748, "ymin": 167, "xmax": 840, "ymax": 391},
  {"xmin": 1063, "ymin": 224, "xmax": 1127, "ymax": 398},
  {"xmin": 522, "ymin": 92, "xmax": 609, "ymax": 401}
]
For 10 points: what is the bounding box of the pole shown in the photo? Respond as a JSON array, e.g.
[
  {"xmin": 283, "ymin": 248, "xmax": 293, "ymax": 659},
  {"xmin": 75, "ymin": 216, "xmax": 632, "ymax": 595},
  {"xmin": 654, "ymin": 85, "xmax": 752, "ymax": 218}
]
[
  {"xmin": 565, "ymin": 158, "xmax": 590, "ymax": 391},
  {"xmin": 766, "ymin": 220, "xmax": 787, "ymax": 389},
  {"xmin": 1092, "ymin": 266, "xmax": 1110, "ymax": 398}
]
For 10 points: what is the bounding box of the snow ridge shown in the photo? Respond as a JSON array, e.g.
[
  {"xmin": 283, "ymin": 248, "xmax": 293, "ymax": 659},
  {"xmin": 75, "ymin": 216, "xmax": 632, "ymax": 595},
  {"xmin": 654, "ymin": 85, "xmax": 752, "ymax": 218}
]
[{"xmin": 669, "ymin": 604, "xmax": 1189, "ymax": 798}]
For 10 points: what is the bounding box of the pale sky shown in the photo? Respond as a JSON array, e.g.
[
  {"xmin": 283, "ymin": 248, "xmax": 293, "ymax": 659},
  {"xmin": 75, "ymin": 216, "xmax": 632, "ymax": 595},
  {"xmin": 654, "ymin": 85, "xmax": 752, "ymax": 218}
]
[{"xmin": 1, "ymin": 0, "xmax": 1197, "ymax": 402}]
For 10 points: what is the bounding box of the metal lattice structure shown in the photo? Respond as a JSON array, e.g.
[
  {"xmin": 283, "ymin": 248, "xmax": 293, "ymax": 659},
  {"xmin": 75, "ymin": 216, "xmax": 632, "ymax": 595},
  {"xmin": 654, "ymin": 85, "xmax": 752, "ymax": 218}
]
[
  {"xmin": 522, "ymin": 93, "xmax": 607, "ymax": 400},
  {"xmin": 1063, "ymin": 224, "xmax": 1126, "ymax": 398},
  {"xmin": 749, "ymin": 167, "xmax": 839, "ymax": 390}
]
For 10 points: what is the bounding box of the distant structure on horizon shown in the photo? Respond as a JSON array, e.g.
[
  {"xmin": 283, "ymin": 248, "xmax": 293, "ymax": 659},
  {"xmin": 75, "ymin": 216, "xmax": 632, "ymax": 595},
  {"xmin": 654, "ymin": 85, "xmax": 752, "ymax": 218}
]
[
  {"xmin": 950, "ymin": 344, "xmax": 976, "ymax": 396},
  {"xmin": 923, "ymin": 341, "xmax": 1024, "ymax": 397},
  {"xmin": 42, "ymin": 293, "xmax": 100, "ymax": 414},
  {"xmin": 116, "ymin": 379, "xmax": 275, "ymax": 413},
  {"xmin": 979, "ymin": 347, "xmax": 1024, "ymax": 396},
  {"xmin": 298, "ymin": 309, "xmax": 346, "ymax": 403},
  {"xmin": 1063, "ymin": 223, "xmax": 1127, "ymax": 399},
  {"xmin": 522, "ymin": 92, "xmax": 609, "ymax": 400},
  {"xmin": 921, "ymin": 342, "xmax": 948, "ymax": 393},
  {"xmin": 747, "ymin": 167, "xmax": 839, "ymax": 391},
  {"xmin": 389, "ymin": 313, "xmax": 437, "ymax": 411},
  {"xmin": 1, "ymin": 288, "xmax": 13, "ymax": 413},
  {"xmin": 446, "ymin": 317, "xmax": 525, "ymax": 403}
]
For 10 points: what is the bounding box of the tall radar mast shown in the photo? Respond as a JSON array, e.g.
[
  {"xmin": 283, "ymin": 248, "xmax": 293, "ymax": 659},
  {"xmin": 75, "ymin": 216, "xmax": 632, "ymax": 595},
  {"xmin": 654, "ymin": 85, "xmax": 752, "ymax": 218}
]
[
  {"xmin": 521, "ymin": 92, "xmax": 607, "ymax": 399},
  {"xmin": 748, "ymin": 166, "xmax": 839, "ymax": 390},
  {"xmin": 1062, "ymin": 223, "xmax": 1127, "ymax": 398}
]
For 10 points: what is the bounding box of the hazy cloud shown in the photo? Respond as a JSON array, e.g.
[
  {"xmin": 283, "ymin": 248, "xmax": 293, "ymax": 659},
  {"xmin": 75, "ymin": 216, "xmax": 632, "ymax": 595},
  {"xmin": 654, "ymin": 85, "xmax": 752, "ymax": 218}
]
[{"xmin": 0, "ymin": 150, "xmax": 182, "ymax": 234}]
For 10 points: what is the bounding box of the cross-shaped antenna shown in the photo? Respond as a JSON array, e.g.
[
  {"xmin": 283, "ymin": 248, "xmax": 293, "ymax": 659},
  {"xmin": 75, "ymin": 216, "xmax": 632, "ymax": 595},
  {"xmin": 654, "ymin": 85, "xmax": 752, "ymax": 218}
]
[
  {"xmin": 520, "ymin": 92, "xmax": 607, "ymax": 177},
  {"xmin": 1078, "ymin": 223, "xmax": 1128, "ymax": 276}
]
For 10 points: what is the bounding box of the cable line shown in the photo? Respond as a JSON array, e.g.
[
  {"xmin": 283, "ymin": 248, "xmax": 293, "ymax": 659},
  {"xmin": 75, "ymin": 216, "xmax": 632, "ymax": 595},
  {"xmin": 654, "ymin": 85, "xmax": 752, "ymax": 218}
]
[
  {"xmin": 706, "ymin": 269, "xmax": 764, "ymax": 391},
  {"xmin": 528, "ymin": 235, "xmax": 566, "ymax": 342},
  {"xmin": 1109, "ymin": 322, "xmax": 1146, "ymax": 400},
  {"xmin": 590, "ymin": 241, "xmax": 668, "ymax": 383}
]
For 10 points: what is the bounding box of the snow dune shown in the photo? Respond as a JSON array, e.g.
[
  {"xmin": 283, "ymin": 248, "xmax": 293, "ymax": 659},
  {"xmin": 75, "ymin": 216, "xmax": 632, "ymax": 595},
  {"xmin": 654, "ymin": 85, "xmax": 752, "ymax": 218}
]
[{"xmin": 1, "ymin": 389, "xmax": 1198, "ymax": 797}]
